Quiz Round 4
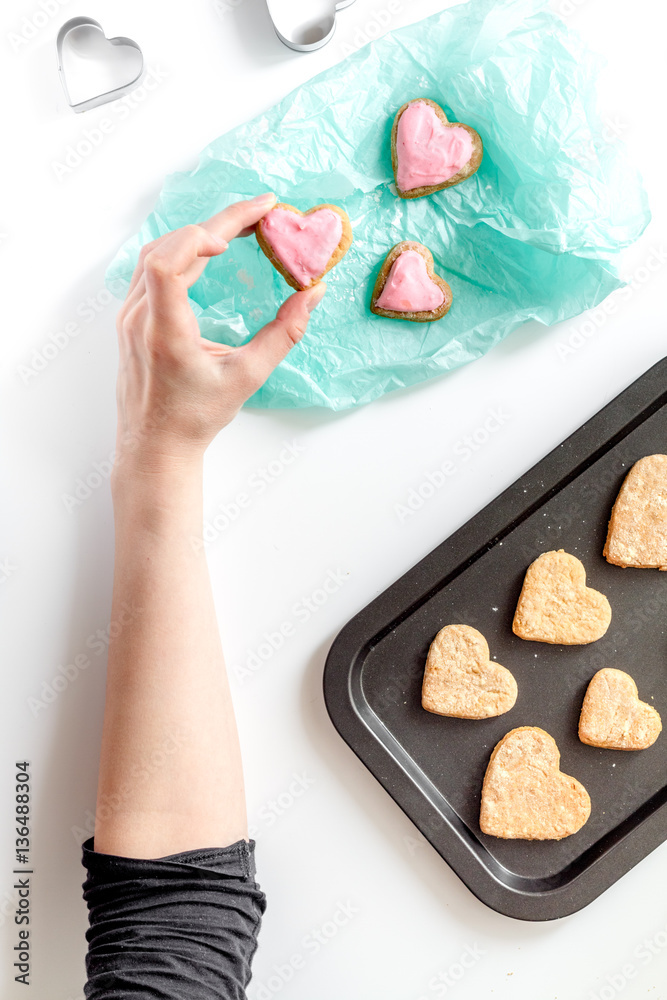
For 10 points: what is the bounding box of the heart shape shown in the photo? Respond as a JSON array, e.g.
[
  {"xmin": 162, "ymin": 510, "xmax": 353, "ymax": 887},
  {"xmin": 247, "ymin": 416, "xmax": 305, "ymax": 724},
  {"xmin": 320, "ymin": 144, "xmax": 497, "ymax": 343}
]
[
  {"xmin": 512, "ymin": 550, "xmax": 611, "ymax": 644},
  {"xmin": 604, "ymin": 454, "xmax": 667, "ymax": 569},
  {"xmin": 391, "ymin": 98, "xmax": 483, "ymax": 199},
  {"xmin": 579, "ymin": 668, "xmax": 662, "ymax": 750},
  {"xmin": 256, "ymin": 203, "xmax": 353, "ymax": 291},
  {"xmin": 371, "ymin": 242, "xmax": 452, "ymax": 322},
  {"xmin": 480, "ymin": 727, "xmax": 591, "ymax": 840},
  {"xmin": 421, "ymin": 624, "xmax": 517, "ymax": 719},
  {"xmin": 57, "ymin": 18, "xmax": 144, "ymax": 114}
]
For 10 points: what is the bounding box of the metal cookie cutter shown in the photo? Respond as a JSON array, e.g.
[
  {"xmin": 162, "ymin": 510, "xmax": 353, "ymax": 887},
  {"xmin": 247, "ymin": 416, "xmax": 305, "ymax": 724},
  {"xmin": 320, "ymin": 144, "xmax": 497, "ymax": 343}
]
[
  {"xmin": 266, "ymin": 0, "xmax": 357, "ymax": 52},
  {"xmin": 56, "ymin": 17, "xmax": 145, "ymax": 113}
]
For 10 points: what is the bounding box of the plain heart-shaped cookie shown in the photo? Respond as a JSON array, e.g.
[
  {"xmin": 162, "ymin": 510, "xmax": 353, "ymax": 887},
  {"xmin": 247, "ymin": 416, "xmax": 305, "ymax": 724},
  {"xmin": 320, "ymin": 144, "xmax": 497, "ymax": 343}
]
[
  {"xmin": 480, "ymin": 727, "xmax": 591, "ymax": 840},
  {"xmin": 604, "ymin": 455, "xmax": 667, "ymax": 569},
  {"xmin": 371, "ymin": 242, "xmax": 453, "ymax": 323},
  {"xmin": 579, "ymin": 668, "xmax": 662, "ymax": 750},
  {"xmin": 512, "ymin": 550, "xmax": 611, "ymax": 644},
  {"xmin": 391, "ymin": 98, "xmax": 483, "ymax": 199},
  {"xmin": 256, "ymin": 203, "xmax": 352, "ymax": 291},
  {"xmin": 421, "ymin": 624, "xmax": 517, "ymax": 719}
]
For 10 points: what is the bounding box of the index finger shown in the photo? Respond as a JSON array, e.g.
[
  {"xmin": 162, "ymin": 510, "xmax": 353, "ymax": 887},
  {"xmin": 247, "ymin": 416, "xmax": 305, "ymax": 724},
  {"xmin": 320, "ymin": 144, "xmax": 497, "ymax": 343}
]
[
  {"xmin": 126, "ymin": 193, "xmax": 278, "ymax": 298},
  {"xmin": 142, "ymin": 224, "xmax": 228, "ymax": 324},
  {"xmin": 198, "ymin": 192, "xmax": 277, "ymax": 244}
]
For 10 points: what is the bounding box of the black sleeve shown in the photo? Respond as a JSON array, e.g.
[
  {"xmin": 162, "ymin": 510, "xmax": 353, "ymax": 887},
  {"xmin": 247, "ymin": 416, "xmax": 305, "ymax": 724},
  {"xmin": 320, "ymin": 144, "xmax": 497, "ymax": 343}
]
[{"xmin": 81, "ymin": 837, "xmax": 266, "ymax": 1000}]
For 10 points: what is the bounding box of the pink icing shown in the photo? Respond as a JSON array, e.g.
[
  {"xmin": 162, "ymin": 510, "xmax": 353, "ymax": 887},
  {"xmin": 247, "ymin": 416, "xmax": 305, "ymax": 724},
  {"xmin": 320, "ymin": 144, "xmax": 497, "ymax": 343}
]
[
  {"xmin": 375, "ymin": 250, "xmax": 445, "ymax": 313},
  {"xmin": 261, "ymin": 207, "xmax": 343, "ymax": 287},
  {"xmin": 396, "ymin": 101, "xmax": 473, "ymax": 192}
]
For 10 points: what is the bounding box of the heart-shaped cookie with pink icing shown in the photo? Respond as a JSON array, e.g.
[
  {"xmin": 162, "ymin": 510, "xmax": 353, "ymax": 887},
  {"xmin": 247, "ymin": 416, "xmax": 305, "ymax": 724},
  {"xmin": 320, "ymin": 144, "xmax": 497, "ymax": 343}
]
[
  {"xmin": 392, "ymin": 98, "xmax": 483, "ymax": 199},
  {"xmin": 371, "ymin": 241, "xmax": 452, "ymax": 322},
  {"xmin": 256, "ymin": 202, "xmax": 353, "ymax": 291}
]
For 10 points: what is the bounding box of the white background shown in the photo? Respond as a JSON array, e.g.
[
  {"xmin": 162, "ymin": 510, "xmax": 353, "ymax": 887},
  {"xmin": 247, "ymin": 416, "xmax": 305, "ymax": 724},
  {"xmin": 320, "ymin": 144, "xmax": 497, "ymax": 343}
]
[{"xmin": 1, "ymin": 0, "xmax": 666, "ymax": 998}]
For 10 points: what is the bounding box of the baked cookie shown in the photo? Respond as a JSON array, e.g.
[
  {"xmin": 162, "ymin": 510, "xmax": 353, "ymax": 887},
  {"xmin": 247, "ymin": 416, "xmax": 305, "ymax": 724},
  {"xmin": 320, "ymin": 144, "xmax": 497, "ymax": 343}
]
[
  {"xmin": 421, "ymin": 624, "xmax": 517, "ymax": 719},
  {"xmin": 480, "ymin": 727, "xmax": 591, "ymax": 840},
  {"xmin": 579, "ymin": 668, "xmax": 662, "ymax": 750},
  {"xmin": 512, "ymin": 550, "xmax": 611, "ymax": 645},
  {"xmin": 604, "ymin": 455, "xmax": 667, "ymax": 569},
  {"xmin": 391, "ymin": 98, "xmax": 483, "ymax": 199},
  {"xmin": 256, "ymin": 202, "xmax": 352, "ymax": 291},
  {"xmin": 371, "ymin": 242, "xmax": 452, "ymax": 322}
]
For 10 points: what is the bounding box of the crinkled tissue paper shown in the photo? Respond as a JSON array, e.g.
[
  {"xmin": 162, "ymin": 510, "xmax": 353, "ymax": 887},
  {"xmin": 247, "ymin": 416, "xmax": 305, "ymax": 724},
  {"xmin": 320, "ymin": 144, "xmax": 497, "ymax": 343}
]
[{"xmin": 106, "ymin": 0, "xmax": 650, "ymax": 410}]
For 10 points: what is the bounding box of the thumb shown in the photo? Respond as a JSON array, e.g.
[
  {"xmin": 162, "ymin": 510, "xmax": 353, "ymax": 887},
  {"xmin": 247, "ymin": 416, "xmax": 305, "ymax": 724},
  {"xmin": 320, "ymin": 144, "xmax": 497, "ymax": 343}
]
[{"xmin": 229, "ymin": 282, "xmax": 326, "ymax": 395}]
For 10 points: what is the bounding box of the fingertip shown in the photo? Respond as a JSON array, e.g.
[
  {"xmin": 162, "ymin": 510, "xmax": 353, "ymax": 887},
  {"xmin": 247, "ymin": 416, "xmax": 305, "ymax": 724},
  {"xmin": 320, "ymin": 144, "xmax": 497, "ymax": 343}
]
[
  {"xmin": 280, "ymin": 281, "xmax": 326, "ymax": 323},
  {"xmin": 248, "ymin": 192, "xmax": 277, "ymax": 209},
  {"xmin": 201, "ymin": 195, "xmax": 277, "ymax": 244},
  {"xmin": 303, "ymin": 281, "xmax": 327, "ymax": 313}
]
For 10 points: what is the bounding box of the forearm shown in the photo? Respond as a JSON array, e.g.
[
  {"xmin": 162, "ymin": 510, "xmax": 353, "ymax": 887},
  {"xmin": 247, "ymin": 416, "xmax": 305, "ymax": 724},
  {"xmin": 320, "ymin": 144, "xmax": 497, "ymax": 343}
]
[
  {"xmin": 91, "ymin": 198, "xmax": 319, "ymax": 859},
  {"xmin": 93, "ymin": 452, "xmax": 246, "ymax": 858}
]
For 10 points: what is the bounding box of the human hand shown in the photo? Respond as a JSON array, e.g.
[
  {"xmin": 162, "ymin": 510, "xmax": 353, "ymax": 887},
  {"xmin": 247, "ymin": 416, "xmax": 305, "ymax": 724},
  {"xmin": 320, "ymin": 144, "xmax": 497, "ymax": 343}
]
[{"xmin": 114, "ymin": 193, "xmax": 325, "ymax": 470}]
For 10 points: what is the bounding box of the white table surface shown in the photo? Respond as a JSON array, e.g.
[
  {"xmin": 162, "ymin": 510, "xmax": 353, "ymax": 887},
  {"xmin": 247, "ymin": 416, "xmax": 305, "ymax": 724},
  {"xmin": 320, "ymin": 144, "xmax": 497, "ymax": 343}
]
[{"xmin": 1, "ymin": 0, "xmax": 666, "ymax": 997}]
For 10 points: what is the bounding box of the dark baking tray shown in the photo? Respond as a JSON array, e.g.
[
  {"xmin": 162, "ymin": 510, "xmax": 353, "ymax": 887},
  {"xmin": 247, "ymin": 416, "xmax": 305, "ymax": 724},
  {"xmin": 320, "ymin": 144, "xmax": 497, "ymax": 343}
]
[{"xmin": 324, "ymin": 358, "xmax": 667, "ymax": 921}]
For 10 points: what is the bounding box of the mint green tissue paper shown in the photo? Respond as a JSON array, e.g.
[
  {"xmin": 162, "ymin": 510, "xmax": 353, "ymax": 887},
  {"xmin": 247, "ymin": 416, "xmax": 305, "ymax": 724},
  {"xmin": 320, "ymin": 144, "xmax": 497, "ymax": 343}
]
[{"xmin": 106, "ymin": 0, "xmax": 650, "ymax": 410}]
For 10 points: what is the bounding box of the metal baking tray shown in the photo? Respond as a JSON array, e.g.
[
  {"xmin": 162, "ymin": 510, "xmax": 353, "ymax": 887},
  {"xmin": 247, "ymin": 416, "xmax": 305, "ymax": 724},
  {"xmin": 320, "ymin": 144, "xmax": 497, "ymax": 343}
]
[{"xmin": 324, "ymin": 358, "xmax": 667, "ymax": 920}]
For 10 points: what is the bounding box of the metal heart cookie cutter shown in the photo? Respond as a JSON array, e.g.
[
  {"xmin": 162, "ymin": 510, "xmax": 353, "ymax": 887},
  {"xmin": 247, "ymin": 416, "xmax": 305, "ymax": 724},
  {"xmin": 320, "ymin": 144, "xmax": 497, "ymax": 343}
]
[
  {"xmin": 57, "ymin": 17, "xmax": 145, "ymax": 113},
  {"xmin": 266, "ymin": 0, "xmax": 357, "ymax": 52}
]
